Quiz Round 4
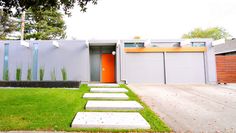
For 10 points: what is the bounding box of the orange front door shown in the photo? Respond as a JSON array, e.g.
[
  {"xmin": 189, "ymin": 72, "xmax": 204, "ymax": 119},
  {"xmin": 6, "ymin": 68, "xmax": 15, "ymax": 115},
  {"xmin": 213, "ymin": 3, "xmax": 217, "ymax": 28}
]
[{"xmin": 101, "ymin": 54, "xmax": 115, "ymax": 83}]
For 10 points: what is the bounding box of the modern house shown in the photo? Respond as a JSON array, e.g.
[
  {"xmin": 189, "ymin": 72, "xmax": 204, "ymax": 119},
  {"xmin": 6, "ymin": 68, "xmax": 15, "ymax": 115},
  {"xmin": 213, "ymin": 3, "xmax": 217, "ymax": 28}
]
[
  {"xmin": 0, "ymin": 39, "xmax": 217, "ymax": 84},
  {"xmin": 214, "ymin": 39, "xmax": 236, "ymax": 55},
  {"xmin": 214, "ymin": 39, "xmax": 236, "ymax": 83}
]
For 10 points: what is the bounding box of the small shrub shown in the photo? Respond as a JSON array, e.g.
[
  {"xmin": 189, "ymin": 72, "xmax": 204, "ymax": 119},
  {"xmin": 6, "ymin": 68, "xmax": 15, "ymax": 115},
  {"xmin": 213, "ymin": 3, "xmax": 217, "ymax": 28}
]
[
  {"xmin": 61, "ymin": 67, "xmax": 67, "ymax": 81},
  {"xmin": 27, "ymin": 68, "xmax": 32, "ymax": 81},
  {"xmin": 16, "ymin": 67, "xmax": 22, "ymax": 81},
  {"xmin": 39, "ymin": 67, "xmax": 45, "ymax": 81},
  {"xmin": 51, "ymin": 68, "xmax": 56, "ymax": 81},
  {"xmin": 3, "ymin": 69, "xmax": 9, "ymax": 81}
]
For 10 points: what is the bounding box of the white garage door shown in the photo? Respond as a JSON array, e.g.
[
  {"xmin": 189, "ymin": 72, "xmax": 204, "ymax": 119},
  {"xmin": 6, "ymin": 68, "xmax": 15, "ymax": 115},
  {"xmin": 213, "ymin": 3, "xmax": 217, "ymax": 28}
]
[
  {"xmin": 165, "ymin": 53, "xmax": 206, "ymax": 84},
  {"xmin": 125, "ymin": 53, "xmax": 165, "ymax": 83}
]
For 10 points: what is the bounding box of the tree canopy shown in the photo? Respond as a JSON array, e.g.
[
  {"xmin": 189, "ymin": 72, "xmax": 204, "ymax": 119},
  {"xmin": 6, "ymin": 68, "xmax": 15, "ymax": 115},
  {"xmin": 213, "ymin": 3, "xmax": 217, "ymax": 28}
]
[
  {"xmin": 0, "ymin": 0, "xmax": 97, "ymax": 15},
  {"xmin": 23, "ymin": 8, "xmax": 66, "ymax": 40},
  {"xmin": 182, "ymin": 27, "xmax": 231, "ymax": 40},
  {"xmin": 0, "ymin": 10, "xmax": 18, "ymax": 39},
  {"xmin": 0, "ymin": 8, "xmax": 66, "ymax": 40}
]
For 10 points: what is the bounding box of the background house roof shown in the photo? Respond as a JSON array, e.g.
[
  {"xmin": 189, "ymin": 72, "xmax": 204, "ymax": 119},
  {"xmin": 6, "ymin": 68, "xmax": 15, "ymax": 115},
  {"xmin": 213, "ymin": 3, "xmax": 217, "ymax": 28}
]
[{"xmin": 214, "ymin": 39, "xmax": 236, "ymax": 54}]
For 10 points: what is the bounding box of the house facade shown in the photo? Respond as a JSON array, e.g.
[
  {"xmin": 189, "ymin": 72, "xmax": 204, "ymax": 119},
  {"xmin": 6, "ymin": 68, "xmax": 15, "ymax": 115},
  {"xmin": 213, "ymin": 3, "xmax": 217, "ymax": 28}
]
[
  {"xmin": 214, "ymin": 39, "xmax": 236, "ymax": 83},
  {"xmin": 0, "ymin": 39, "xmax": 217, "ymax": 84}
]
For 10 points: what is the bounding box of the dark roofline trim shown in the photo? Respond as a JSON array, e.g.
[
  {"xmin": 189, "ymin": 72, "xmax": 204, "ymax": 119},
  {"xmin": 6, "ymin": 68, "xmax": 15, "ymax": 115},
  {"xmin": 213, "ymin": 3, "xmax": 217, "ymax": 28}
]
[{"xmin": 215, "ymin": 49, "xmax": 236, "ymax": 54}]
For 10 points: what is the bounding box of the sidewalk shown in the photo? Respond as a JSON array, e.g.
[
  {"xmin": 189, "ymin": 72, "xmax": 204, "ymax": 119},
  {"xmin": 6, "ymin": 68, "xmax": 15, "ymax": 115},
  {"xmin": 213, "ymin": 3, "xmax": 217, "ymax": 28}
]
[{"xmin": 219, "ymin": 83, "xmax": 236, "ymax": 90}]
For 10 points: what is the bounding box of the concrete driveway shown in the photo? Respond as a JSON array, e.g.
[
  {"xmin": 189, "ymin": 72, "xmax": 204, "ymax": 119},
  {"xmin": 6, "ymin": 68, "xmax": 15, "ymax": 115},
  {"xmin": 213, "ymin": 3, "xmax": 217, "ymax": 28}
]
[{"xmin": 128, "ymin": 84, "xmax": 236, "ymax": 133}]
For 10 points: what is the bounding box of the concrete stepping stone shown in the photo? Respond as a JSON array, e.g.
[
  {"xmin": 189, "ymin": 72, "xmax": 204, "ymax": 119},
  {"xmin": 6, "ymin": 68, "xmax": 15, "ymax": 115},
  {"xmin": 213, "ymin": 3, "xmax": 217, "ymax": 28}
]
[
  {"xmin": 71, "ymin": 112, "xmax": 150, "ymax": 129},
  {"xmin": 86, "ymin": 100, "xmax": 143, "ymax": 111},
  {"xmin": 88, "ymin": 84, "xmax": 119, "ymax": 87},
  {"xmin": 83, "ymin": 93, "xmax": 129, "ymax": 100},
  {"xmin": 90, "ymin": 88, "xmax": 128, "ymax": 93}
]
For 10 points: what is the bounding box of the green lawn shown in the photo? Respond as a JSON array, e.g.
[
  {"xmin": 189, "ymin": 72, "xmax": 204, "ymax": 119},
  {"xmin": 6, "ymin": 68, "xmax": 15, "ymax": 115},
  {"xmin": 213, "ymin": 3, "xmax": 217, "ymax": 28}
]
[{"xmin": 0, "ymin": 84, "xmax": 171, "ymax": 132}]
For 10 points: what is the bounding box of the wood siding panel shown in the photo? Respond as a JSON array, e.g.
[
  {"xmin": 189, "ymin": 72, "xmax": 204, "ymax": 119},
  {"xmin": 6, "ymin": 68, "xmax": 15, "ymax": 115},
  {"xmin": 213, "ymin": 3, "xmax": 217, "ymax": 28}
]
[{"xmin": 216, "ymin": 56, "xmax": 236, "ymax": 83}]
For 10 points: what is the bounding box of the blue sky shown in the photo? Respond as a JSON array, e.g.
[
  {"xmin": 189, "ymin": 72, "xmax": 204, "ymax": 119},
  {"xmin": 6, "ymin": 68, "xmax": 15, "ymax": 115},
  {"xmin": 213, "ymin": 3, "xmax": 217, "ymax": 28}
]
[{"xmin": 64, "ymin": 0, "xmax": 236, "ymax": 40}]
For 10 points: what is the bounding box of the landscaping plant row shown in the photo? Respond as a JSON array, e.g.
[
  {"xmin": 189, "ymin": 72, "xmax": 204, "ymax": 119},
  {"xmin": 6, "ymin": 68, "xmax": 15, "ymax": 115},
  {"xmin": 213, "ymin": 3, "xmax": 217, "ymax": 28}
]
[
  {"xmin": 1, "ymin": 67, "xmax": 81, "ymax": 87},
  {"xmin": 0, "ymin": 81, "xmax": 80, "ymax": 88},
  {"xmin": 3, "ymin": 67, "xmax": 67, "ymax": 81}
]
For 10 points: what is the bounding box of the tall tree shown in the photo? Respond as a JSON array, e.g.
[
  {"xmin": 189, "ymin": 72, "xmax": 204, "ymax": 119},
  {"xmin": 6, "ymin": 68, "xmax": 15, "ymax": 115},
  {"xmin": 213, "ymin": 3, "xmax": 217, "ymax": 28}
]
[
  {"xmin": 182, "ymin": 27, "xmax": 231, "ymax": 40},
  {"xmin": 0, "ymin": 10, "xmax": 18, "ymax": 40},
  {"xmin": 0, "ymin": 0, "xmax": 98, "ymax": 15},
  {"xmin": 23, "ymin": 8, "xmax": 66, "ymax": 40}
]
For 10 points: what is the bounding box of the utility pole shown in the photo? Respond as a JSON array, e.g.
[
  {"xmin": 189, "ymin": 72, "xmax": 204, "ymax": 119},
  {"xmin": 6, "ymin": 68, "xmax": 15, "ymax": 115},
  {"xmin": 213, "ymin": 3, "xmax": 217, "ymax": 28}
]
[
  {"xmin": 20, "ymin": 11, "xmax": 25, "ymax": 40},
  {"xmin": 0, "ymin": 6, "xmax": 3, "ymax": 36},
  {"xmin": 0, "ymin": 6, "xmax": 3, "ymax": 21},
  {"xmin": 15, "ymin": 0, "xmax": 25, "ymax": 40}
]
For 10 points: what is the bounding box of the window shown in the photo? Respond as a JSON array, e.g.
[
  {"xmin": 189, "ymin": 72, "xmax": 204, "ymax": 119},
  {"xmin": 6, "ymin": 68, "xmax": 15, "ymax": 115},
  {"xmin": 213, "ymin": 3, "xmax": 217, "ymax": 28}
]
[
  {"xmin": 33, "ymin": 43, "xmax": 39, "ymax": 80},
  {"xmin": 124, "ymin": 42, "xmax": 144, "ymax": 48},
  {"xmin": 191, "ymin": 42, "xmax": 205, "ymax": 47},
  {"xmin": 3, "ymin": 43, "xmax": 9, "ymax": 80},
  {"xmin": 150, "ymin": 42, "xmax": 180, "ymax": 47}
]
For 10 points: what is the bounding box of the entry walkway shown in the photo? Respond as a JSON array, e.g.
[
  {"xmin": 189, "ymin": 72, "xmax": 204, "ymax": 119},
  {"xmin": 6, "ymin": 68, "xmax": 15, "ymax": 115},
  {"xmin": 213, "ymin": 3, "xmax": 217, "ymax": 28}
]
[
  {"xmin": 71, "ymin": 84, "xmax": 150, "ymax": 129},
  {"xmin": 90, "ymin": 87, "xmax": 128, "ymax": 93},
  {"xmin": 86, "ymin": 100, "xmax": 143, "ymax": 110}
]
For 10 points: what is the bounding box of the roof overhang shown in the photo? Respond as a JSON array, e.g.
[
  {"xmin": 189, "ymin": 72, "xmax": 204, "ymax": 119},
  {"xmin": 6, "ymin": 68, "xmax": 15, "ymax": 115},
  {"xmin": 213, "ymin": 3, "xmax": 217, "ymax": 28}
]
[
  {"xmin": 52, "ymin": 40, "xmax": 60, "ymax": 48},
  {"xmin": 212, "ymin": 39, "xmax": 225, "ymax": 46},
  {"xmin": 20, "ymin": 40, "xmax": 29, "ymax": 47},
  {"xmin": 215, "ymin": 49, "xmax": 236, "ymax": 55},
  {"xmin": 88, "ymin": 40, "xmax": 118, "ymax": 47}
]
